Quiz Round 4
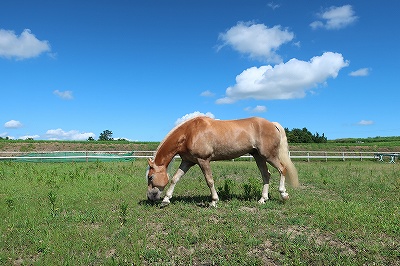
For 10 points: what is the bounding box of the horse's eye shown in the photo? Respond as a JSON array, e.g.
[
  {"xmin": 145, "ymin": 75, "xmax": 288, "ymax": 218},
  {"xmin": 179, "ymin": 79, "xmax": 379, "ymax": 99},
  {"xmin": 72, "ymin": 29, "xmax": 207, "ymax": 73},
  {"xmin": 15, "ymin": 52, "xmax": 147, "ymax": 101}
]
[{"xmin": 148, "ymin": 175, "xmax": 154, "ymax": 181}]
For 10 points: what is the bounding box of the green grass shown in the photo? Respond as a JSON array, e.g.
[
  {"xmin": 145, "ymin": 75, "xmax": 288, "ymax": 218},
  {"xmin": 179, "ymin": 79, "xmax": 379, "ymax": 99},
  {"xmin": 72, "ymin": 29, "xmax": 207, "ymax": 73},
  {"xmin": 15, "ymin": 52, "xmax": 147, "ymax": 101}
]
[{"xmin": 1, "ymin": 160, "xmax": 399, "ymax": 265}]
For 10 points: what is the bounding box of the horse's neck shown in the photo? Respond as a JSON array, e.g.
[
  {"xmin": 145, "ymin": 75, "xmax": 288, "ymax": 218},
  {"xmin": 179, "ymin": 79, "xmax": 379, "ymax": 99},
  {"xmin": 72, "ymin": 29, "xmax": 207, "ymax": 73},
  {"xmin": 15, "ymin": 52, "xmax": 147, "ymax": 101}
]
[
  {"xmin": 154, "ymin": 150, "xmax": 174, "ymax": 167},
  {"xmin": 154, "ymin": 133, "xmax": 181, "ymax": 167}
]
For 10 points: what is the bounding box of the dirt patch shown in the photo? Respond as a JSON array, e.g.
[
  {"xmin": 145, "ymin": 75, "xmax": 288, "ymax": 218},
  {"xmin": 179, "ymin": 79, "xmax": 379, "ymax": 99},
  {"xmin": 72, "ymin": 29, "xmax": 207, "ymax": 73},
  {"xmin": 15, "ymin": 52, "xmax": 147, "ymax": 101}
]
[
  {"xmin": 239, "ymin": 206, "xmax": 258, "ymax": 213},
  {"xmin": 285, "ymin": 225, "xmax": 356, "ymax": 256},
  {"xmin": 249, "ymin": 224, "xmax": 357, "ymax": 265},
  {"xmin": 248, "ymin": 240, "xmax": 280, "ymax": 266}
]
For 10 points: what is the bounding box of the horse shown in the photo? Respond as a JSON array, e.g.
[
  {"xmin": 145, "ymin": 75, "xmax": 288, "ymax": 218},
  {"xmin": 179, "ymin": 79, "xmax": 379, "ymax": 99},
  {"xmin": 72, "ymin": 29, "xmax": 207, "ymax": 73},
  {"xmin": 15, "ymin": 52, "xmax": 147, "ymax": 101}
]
[{"xmin": 146, "ymin": 116, "xmax": 299, "ymax": 207}]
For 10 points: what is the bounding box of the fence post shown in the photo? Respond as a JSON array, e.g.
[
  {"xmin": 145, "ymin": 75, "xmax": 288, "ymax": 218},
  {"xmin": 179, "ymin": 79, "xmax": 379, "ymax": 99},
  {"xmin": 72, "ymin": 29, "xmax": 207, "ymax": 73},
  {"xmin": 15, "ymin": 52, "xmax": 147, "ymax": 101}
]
[{"xmin": 307, "ymin": 152, "xmax": 310, "ymax": 162}]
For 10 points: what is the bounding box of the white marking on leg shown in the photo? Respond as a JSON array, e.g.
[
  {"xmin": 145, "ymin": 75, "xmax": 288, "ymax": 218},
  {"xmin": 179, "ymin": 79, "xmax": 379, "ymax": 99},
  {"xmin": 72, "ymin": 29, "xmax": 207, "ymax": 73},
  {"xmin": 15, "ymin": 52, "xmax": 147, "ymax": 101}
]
[
  {"xmin": 279, "ymin": 175, "xmax": 286, "ymax": 193},
  {"xmin": 161, "ymin": 195, "xmax": 170, "ymax": 204},
  {"xmin": 164, "ymin": 181, "xmax": 176, "ymax": 199},
  {"xmin": 258, "ymin": 183, "xmax": 269, "ymax": 204},
  {"xmin": 208, "ymin": 183, "xmax": 219, "ymax": 207},
  {"xmin": 258, "ymin": 168, "xmax": 271, "ymax": 204},
  {"xmin": 279, "ymin": 174, "xmax": 289, "ymax": 200},
  {"xmin": 162, "ymin": 168, "xmax": 185, "ymax": 205}
]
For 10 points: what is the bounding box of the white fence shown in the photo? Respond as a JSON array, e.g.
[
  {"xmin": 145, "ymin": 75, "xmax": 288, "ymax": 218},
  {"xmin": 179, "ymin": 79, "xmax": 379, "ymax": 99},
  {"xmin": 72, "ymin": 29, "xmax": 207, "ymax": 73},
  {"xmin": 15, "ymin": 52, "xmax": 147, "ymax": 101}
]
[
  {"xmin": 289, "ymin": 151, "xmax": 377, "ymax": 162},
  {"xmin": 237, "ymin": 151, "xmax": 379, "ymax": 162},
  {"xmin": 0, "ymin": 150, "xmax": 397, "ymax": 162}
]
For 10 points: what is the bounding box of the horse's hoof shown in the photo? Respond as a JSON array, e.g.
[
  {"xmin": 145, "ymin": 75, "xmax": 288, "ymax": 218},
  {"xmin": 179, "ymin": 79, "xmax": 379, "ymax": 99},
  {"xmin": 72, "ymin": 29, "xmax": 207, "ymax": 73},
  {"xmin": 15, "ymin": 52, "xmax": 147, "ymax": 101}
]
[
  {"xmin": 258, "ymin": 198, "xmax": 267, "ymax": 204},
  {"xmin": 196, "ymin": 202, "xmax": 208, "ymax": 208},
  {"xmin": 209, "ymin": 201, "xmax": 218, "ymax": 208},
  {"xmin": 160, "ymin": 201, "xmax": 170, "ymax": 208},
  {"xmin": 280, "ymin": 192, "xmax": 289, "ymax": 201}
]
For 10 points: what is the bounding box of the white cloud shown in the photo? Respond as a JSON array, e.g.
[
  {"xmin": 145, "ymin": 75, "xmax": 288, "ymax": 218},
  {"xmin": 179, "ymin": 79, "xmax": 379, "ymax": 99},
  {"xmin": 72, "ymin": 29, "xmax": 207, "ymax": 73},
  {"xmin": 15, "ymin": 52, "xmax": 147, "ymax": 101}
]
[
  {"xmin": 19, "ymin": 134, "xmax": 40, "ymax": 140},
  {"xmin": 218, "ymin": 22, "xmax": 294, "ymax": 63},
  {"xmin": 357, "ymin": 120, "xmax": 374, "ymax": 126},
  {"xmin": 215, "ymin": 97, "xmax": 236, "ymax": 104},
  {"xmin": 200, "ymin": 90, "xmax": 215, "ymax": 97},
  {"xmin": 175, "ymin": 111, "xmax": 215, "ymax": 126},
  {"xmin": 54, "ymin": 90, "xmax": 73, "ymax": 100},
  {"xmin": 46, "ymin": 128, "xmax": 95, "ymax": 140},
  {"xmin": 217, "ymin": 52, "xmax": 349, "ymax": 104},
  {"xmin": 293, "ymin": 41, "xmax": 301, "ymax": 48},
  {"xmin": 245, "ymin": 105, "xmax": 267, "ymax": 113},
  {"xmin": 267, "ymin": 2, "xmax": 280, "ymax": 10},
  {"xmin": 0, "ymin": 29, "xmax": 51, "ymax": 60},
  {"xmin": 310, "ymin": 5, "xmax": 358, "ymax": 30},
  {"xmin": 349, "ymin": 68, "xmax": 370, "ymax": 77},
  {"xmin": 0, "ymin": 132, "xmax": 8, "ymax": 138},
  {"xmin": 4, "ymin": 120, "xmax": 23, "ymax": 128}
]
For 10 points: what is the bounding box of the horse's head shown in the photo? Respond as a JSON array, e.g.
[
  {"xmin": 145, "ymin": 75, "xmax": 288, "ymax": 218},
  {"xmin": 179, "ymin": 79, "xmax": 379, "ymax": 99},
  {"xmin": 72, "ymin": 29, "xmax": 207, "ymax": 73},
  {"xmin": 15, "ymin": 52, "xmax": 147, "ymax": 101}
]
[{"xmin": 146, "ymin": 158, "xmax": 169, "ymax": 201}]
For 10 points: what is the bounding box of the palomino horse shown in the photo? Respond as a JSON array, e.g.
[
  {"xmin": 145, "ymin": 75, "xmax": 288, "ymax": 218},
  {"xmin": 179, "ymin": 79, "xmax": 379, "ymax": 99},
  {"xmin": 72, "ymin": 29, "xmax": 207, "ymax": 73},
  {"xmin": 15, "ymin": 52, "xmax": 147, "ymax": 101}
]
[{"xmin": 147, "ymin": 116, "xmax": 299, "ymax": 207}]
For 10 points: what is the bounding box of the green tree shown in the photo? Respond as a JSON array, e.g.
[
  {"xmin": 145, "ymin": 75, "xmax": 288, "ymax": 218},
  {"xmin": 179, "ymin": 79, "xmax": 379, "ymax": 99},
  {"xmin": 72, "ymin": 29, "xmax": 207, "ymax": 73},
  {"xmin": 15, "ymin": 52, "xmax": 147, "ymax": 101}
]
[
  {"xmin": 313, "ymin": 132, "xmax": 327, "ymax": 143},
  {"xmin": 98, "ymin": 130, "xmax": 113, "ymax": 141},
  {"xmin": 285, "ymin": 127, "xmax": 327, "ymax": 143}
]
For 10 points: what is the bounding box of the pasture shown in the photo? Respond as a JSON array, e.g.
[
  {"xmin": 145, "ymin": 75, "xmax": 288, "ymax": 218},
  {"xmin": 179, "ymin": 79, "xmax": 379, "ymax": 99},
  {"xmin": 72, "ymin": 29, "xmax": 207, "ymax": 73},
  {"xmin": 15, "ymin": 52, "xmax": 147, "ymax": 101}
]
[{"xmin": 0, "ymin": 159, "xmax": 399, "ymax": 265}]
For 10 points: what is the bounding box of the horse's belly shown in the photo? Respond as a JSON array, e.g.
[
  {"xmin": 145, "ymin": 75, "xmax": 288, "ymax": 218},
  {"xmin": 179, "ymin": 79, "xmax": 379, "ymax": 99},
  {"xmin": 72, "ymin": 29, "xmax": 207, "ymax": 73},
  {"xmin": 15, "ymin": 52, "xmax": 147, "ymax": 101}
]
[
  {"xmin": 210, "ymin": 143, "xmax": 254, "ymax": 160},
  {"xmin": 191, "ymin": 137, "xmax": 254, "ymax": 161}
]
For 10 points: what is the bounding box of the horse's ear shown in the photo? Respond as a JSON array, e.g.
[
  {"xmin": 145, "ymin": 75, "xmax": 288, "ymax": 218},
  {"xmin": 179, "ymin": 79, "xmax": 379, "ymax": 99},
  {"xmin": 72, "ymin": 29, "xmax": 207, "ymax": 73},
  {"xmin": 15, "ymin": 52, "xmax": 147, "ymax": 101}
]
[{"xmin": 147, "ymin": 158, "xmax": 154, "ymax": 168}]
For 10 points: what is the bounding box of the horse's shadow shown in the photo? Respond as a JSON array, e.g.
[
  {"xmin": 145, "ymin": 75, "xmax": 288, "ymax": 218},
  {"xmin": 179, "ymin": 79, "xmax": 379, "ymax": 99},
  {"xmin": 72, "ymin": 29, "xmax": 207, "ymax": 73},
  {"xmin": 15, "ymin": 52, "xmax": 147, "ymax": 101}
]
[
  {"xmin": 138, "ymin": 195, "xmax": 211, "ymax": 208},
  {"xmin": 138, "ymin": 193, "xmax": 281, "ymax": 208}
]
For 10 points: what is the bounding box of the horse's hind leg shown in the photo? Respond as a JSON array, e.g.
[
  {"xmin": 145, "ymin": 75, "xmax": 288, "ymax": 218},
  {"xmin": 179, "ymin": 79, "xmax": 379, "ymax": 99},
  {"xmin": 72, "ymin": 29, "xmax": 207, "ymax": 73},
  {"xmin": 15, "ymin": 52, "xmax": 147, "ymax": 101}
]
[
  {"xmin": 267, "ymin": 158, "xmax": 289, "ymax": 201},
  {"xmin": 253, "ymin": 154, "xmax": 271, "ymax": 204},
  {"xmin": 278, "ymin": 171, "xmax": 289, "ymax": 200}
]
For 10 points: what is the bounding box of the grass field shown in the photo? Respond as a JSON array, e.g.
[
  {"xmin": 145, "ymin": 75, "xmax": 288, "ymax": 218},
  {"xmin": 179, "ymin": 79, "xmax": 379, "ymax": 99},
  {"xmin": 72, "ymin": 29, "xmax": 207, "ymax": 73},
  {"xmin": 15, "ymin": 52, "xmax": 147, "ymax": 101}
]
[{"xmin": 1, "ymin": 159, "xmax": 399, "ymax": 265}]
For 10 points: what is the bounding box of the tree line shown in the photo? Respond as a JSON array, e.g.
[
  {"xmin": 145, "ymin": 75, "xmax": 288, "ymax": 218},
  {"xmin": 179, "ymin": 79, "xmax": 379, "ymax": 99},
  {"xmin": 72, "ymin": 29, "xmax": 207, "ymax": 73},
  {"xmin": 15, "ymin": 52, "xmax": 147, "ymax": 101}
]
[
  {"xmin": 285, "ymin": 127, "xmax": 327, "ymax": 143},
  {"xmin": 88, "ymin": 130, "xmax": 128, "ymax": 141}
]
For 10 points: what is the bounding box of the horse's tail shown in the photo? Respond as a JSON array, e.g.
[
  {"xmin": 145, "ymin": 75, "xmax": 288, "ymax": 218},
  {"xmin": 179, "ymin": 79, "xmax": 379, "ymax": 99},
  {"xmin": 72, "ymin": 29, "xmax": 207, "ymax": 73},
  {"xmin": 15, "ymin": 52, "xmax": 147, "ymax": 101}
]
[{"xmin": 273, "ymin": 122, "xmax": 299, "ymax": 187}]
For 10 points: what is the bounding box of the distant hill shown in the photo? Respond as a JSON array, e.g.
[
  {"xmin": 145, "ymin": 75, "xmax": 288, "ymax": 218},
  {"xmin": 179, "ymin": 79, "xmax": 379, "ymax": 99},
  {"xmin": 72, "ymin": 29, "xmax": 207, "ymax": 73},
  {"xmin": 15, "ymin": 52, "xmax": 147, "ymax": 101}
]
[{"xmin": 331, "ymin": 136, "xmax": 400, "ymax": 143}]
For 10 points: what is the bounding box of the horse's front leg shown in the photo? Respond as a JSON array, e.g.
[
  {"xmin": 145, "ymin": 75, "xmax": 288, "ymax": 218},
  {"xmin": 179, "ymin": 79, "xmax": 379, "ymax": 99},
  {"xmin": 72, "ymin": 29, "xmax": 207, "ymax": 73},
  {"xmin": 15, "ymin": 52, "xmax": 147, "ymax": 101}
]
[
  {"xmin": 161, "ymin": 160, "xmax": 194, "ymax": 207},
  {"xmin": 197, "ymin": 159, "xmax": 219, "ymax": 207}
]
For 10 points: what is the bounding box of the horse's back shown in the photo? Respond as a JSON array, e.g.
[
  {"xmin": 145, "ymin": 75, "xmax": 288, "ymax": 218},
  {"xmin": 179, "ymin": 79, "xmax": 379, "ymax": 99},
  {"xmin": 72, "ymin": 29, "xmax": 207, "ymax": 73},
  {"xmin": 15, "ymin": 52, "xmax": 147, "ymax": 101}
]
[
  {"xmin": 186, "ymin": 116, "xmax": 278, "ymax": 140},
  {"xmin": 181, "ymin": 116, "xmax": 280, "ymax": 161}
]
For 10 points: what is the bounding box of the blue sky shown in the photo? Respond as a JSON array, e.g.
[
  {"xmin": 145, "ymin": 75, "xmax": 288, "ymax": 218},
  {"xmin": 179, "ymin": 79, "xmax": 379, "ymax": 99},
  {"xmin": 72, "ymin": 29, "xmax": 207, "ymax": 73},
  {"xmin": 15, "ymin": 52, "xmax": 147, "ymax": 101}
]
[{"xmin": 1, "ymin": 0, "xmax": 399, "ymax": 141}]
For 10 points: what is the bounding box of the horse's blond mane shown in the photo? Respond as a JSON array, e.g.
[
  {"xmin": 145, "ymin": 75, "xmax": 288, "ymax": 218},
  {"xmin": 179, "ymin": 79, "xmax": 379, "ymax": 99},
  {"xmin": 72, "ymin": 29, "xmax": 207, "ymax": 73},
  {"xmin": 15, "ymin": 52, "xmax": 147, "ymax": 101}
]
[{"xmin": 155, "ymin": 115, "xmax": 210, "ymax": 157}]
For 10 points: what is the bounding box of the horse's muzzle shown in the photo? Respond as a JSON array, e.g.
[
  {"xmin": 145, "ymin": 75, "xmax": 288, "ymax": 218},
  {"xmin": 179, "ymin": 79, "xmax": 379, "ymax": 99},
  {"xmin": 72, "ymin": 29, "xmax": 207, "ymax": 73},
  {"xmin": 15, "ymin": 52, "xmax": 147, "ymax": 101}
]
[{"xmin": 147, "ymin": 187, "xmax": 162, "ymax": 201}]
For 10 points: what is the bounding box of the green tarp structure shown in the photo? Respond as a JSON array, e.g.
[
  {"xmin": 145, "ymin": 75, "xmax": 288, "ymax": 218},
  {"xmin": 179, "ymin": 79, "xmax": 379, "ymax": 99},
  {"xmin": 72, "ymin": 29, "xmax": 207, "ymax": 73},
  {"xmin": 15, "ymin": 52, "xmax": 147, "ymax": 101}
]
[{"xmin": 13, "ymin": 151, "xmax": 135, "ymax": 162}]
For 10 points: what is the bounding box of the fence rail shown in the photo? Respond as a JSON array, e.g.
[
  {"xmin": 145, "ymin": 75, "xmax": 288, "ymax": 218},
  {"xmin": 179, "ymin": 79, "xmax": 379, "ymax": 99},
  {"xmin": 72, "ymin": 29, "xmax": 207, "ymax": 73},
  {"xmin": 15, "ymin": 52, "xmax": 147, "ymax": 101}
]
[{"xmin": 0, "ymin": 150, "xmax": 398, "ymax": 163}]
